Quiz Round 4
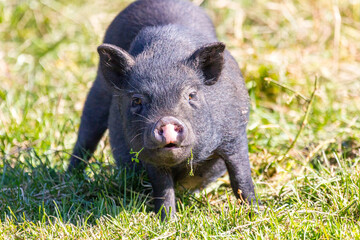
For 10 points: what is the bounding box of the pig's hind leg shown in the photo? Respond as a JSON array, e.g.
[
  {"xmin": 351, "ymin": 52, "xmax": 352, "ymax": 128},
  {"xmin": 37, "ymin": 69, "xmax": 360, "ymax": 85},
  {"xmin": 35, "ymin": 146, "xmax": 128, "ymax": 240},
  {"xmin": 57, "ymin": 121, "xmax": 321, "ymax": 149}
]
[{"xmin": 68, "ymin": 72, "xmax": 112, "ymax": 172}]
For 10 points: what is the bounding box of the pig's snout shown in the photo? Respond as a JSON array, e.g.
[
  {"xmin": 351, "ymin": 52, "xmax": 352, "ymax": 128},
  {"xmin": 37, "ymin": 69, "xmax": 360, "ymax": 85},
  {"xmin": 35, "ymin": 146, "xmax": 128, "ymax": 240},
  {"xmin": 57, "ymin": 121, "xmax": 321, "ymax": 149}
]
[{"xmin": 152, "ymin": 116, "xmax": 187, "ymax": 148}]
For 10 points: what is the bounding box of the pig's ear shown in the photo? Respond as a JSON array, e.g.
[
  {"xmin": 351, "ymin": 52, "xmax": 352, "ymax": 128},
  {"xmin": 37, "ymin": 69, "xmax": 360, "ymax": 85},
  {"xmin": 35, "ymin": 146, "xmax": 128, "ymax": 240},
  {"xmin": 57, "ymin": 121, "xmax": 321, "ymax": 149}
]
[
  {"xmin": 190, "ymin": 42, "xmax": 225, "ymax": 85},
  {"xmin": 97, "ymin": 44, "xmax": 135, "ymax": 90}
]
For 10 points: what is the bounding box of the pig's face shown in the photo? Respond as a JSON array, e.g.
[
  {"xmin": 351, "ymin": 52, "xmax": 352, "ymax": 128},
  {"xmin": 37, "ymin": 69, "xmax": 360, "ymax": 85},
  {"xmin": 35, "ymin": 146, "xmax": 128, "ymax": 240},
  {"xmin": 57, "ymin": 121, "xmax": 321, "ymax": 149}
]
[
  {"xmin": 98, "ymin": 42, "xmax": 225, "ymax": 166},
  {"xmin": 121, "ymin": 65, "xmax": 210, "ymax": 166}
]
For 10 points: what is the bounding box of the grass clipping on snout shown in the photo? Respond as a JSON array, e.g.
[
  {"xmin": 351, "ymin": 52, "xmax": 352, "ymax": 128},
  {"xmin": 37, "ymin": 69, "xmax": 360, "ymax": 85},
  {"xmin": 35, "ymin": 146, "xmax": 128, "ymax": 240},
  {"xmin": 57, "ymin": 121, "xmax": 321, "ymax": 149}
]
[
  {"xmin": 130, "ymin": 148, "xmax": 143, "ymax": 163},
  {"xmin": 188, "ymin": 149, "xmax": 194, "ymax": 176}
]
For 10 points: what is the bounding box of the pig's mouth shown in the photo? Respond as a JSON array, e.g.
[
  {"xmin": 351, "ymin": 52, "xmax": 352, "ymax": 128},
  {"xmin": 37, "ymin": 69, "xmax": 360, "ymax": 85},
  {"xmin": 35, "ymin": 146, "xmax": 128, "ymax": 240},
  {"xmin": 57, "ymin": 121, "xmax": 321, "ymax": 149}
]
[
  {"xmin": 164, "ymin": 143, "xmax": 178, "ymax": 149},
  {"xmin": 157, "ymin": 143, "xmax": 184, "ymax": 152},
  {"xmin": 144, "ymin": 143, "xmax": 185, "ymax": 151},
  {"xmin": 141, "ymin": 144, "xmax": 192, "ymax": 167}
]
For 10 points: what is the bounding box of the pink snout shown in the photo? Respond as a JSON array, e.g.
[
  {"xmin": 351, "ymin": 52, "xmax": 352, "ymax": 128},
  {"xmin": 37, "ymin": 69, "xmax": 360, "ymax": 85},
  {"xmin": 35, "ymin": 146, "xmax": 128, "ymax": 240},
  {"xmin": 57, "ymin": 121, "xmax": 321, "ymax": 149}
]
[{"xmin": 152, "ymin": 116, "xmax": 187, "ymax": 147}]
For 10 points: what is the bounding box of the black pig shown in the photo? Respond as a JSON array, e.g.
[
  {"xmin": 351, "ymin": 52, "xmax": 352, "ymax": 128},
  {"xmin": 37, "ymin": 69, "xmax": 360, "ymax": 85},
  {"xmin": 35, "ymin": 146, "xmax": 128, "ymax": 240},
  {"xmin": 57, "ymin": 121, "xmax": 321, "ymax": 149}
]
[{"xmin": 69, "ymin": 0, "xmax": 257, "ymax": 219}]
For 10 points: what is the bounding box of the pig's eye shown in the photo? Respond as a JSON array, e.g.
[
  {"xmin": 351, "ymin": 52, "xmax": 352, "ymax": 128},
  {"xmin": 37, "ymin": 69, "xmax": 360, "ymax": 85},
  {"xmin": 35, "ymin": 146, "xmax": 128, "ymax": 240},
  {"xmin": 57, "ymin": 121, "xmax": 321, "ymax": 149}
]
[
  {"xmin": 132, "ymin": 97, "xmax": 142, "ymax": 107},
  {"xmin": 188, "ymin": 92, "xmax": 198, "ymax": 101}
]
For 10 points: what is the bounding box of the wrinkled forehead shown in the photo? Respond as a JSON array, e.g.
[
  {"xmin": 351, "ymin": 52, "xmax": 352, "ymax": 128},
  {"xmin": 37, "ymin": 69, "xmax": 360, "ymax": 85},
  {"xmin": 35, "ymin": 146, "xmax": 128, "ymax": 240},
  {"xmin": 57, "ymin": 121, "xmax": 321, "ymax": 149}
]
[{"xmin": 128, "ymin": 60, "xmax": 200, "ymax": 95}]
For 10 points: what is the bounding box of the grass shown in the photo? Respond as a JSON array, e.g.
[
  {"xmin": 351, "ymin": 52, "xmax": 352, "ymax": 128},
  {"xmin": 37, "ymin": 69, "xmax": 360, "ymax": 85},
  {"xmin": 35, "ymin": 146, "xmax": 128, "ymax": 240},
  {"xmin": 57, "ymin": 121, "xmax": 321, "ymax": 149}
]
[{"xmin": 1, "ymin": 0, "xmax": 360, "ymax": 238}]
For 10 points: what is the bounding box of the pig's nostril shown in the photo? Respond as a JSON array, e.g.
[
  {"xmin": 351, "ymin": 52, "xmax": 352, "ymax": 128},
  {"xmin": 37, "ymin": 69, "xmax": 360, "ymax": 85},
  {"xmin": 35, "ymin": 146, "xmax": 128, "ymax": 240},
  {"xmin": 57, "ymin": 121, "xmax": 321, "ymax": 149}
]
[
  {"xmin": 158, "ymin": 129, "xmax": 163, "ymax": 135},
  {"xmin": 175, "ymin": 126, "xmax": 183, "ymax": 133}
]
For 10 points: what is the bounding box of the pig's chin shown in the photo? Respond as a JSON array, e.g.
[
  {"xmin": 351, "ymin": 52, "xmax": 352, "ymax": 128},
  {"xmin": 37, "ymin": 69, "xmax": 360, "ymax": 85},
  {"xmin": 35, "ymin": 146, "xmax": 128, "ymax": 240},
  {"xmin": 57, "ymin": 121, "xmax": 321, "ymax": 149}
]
[{"xmin": 142, "ymin": 146, "xmax": 191, "ymax": 167}]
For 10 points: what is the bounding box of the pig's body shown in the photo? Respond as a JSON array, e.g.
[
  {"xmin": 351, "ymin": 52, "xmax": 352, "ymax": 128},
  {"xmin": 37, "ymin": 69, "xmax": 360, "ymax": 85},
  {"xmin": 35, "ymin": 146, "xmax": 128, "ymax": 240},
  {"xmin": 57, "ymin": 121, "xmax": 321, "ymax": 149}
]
[{"xmin": 69, "ymin": 0, "xmax": 257, "ymax": 219}]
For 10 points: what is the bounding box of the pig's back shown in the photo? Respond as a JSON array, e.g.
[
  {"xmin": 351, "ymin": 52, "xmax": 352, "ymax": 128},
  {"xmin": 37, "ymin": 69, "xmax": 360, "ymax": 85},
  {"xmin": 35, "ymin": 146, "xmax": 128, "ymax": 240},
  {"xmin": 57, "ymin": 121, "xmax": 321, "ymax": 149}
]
[{"xmin": 103, "ymin": 0, "xmax": 217, "ymax": 50}]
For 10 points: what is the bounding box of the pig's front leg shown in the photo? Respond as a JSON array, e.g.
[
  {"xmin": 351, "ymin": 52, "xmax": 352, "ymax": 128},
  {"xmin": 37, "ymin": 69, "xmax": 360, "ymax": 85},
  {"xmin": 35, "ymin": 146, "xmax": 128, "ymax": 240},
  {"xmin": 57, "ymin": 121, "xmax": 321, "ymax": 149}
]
[
  {"xmin": 219, "ymin": 127, "xmax": 257, "ymax": 205},
  {"xmin": 145, "ymin": 164, "xmax": 176, "ymax": 220}
]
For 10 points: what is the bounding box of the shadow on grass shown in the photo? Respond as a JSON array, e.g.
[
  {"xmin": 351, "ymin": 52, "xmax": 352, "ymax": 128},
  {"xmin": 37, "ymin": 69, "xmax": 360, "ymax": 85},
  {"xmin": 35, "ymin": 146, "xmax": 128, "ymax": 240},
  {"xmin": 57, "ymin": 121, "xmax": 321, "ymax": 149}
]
[{"xmin": 0, "ymin": 148, "xmax": 155, "ymax": 225}]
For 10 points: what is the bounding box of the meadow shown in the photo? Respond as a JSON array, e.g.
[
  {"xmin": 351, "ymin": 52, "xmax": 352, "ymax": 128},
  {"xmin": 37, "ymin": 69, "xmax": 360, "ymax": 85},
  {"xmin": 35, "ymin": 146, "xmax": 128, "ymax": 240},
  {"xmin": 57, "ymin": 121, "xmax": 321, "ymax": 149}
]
[{"xmin": 1, "ymin": 0, "xmax": 360, "ymax": 238}]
